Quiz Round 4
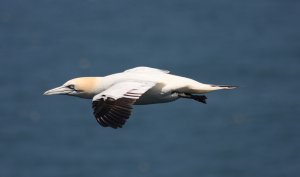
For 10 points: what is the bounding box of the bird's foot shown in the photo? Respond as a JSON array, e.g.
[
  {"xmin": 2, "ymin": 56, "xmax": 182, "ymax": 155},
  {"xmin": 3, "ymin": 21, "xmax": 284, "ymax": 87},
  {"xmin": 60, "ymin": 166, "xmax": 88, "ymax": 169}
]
[
  {"xmin": 191, "ymin": 95, "xmax": 207, "ymax": 104},
  {"xmin": 177, "ymin": 93, "xmax": 207, "ymax": 104}
]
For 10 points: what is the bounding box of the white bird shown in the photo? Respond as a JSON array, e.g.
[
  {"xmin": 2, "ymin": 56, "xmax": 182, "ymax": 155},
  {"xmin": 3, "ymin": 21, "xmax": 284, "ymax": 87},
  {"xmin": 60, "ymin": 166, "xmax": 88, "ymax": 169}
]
[{"xmin": 44, "ymin": 66, "xmax": 237, "ymax": 128}]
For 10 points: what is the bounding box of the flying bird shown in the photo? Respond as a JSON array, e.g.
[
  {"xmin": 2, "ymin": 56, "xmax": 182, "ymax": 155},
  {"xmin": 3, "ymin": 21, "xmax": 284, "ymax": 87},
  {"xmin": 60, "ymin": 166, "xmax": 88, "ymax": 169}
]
[{"xmin": 44, "ymin": 67, "xmax": 237, "ymax": 128}]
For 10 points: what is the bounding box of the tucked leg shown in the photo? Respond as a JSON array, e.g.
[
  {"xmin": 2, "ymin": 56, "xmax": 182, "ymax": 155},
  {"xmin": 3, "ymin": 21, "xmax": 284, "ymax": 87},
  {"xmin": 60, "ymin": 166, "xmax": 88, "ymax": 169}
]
[{"xmin": 177, "ymin": 93, "xmax": 207, "ymax": 104}]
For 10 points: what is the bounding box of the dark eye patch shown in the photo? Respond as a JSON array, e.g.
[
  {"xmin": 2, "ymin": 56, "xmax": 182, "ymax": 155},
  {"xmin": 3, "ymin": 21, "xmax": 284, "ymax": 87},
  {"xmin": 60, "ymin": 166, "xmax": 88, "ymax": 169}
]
[{"xmin": 67, "ymin": 84, "xmax": 75, "ymax": 89}]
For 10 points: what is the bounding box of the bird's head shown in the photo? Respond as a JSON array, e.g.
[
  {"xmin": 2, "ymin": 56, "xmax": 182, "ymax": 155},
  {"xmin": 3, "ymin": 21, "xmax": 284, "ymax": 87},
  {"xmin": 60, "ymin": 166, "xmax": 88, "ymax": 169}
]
[{"xmin": 43, "ymin": 77, "xmax": 100, "ymax": 99}]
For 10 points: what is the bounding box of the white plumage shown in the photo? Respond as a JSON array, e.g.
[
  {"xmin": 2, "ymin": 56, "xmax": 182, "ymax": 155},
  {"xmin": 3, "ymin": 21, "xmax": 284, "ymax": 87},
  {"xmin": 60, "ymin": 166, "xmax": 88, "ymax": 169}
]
[{"xmin": 44, "ymin": 66, "xmax": 237, "ymax": 128}]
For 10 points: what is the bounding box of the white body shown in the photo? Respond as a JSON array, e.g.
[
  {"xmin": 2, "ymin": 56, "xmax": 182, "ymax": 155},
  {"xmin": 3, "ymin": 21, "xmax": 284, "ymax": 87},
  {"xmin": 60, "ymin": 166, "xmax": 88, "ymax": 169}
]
[
  {"xmin": 91, "ymin": 71, "xmax": 224, "ymax": 105},
  {"xmin": 44, "ymin": 67, "xmax": 237, "ymax": 129}
]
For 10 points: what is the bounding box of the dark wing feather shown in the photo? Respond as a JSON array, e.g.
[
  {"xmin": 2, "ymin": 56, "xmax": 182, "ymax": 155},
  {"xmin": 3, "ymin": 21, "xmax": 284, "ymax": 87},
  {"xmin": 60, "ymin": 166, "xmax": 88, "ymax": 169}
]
[
  {"xmin": 92, "ymin": 81, "xmax": 156, "ymax": 129},
  {"xmin": 92, "ymin": 97, "xmax": 136, "ymax": 128}
]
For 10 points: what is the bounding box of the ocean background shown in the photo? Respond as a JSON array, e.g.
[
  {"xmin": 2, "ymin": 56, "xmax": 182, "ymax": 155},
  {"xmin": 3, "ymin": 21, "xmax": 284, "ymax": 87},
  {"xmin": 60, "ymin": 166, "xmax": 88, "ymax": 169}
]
[{"xmin": 0, "ymin": 0, "xmax": 299, "ymax": 177}]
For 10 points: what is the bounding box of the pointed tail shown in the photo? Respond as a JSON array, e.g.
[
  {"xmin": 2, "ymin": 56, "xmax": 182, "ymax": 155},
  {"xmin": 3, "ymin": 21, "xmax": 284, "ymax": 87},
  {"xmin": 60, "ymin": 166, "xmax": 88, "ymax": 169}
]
[
  {"xmin": 187, "ymin": 83, "xmax": 238, "ymax": 94},
  {"xmin": 210, "ymin": 85, "xmax": 238, "ymax": 90}
]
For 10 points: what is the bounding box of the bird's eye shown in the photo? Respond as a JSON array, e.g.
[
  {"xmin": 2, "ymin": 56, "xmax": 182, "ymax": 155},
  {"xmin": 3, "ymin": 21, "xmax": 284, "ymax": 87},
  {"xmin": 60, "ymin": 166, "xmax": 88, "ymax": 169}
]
[{"xmin": 67, "ymin": 85, "xmax": 75, "ymax": 89}]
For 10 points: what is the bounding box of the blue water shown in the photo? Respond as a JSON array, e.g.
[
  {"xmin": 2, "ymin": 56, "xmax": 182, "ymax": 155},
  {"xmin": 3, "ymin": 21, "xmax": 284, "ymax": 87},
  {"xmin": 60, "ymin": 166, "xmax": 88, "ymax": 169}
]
[{"xmin": 0, "ymin": 0, "xmax": 299, "ymax": 177}]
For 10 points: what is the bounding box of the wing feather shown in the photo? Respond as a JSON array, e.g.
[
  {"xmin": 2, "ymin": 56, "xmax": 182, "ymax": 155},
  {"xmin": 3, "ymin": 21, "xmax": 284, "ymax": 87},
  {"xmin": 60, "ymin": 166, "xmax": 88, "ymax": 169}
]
[
  {"xmin": 123, "ymin": 66, "xmax": 170, "ymax": 74},
  {"xmin": 92, "ymin": 81, "xmax": 156, "ymax": 128}
]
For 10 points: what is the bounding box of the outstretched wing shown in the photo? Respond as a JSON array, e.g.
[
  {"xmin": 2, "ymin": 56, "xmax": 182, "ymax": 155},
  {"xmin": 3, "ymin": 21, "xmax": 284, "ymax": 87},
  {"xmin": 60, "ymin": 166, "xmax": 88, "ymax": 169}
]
[
  {"xmin": 92, "ymin": 81, "xmax": 156, "ymax": 128},
  {"xmin": 123, "ymin": 66, "xmax": 170, "ymax": 74}
]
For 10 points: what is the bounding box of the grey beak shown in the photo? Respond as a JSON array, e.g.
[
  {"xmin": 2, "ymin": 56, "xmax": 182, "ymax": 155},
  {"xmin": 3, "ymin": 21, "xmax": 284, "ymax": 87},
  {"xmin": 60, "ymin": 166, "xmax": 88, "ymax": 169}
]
[{"xmin": 43, "ymin": 86, "xmax": 72, "ymax": 96}]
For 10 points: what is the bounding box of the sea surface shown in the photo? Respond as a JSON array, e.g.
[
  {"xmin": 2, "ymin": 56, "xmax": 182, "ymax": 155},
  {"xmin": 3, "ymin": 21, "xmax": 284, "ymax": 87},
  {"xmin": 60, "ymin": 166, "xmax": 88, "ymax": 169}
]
[{"xmin": 0, "ymin": 1, "xmax": 299, "ymax": 177}]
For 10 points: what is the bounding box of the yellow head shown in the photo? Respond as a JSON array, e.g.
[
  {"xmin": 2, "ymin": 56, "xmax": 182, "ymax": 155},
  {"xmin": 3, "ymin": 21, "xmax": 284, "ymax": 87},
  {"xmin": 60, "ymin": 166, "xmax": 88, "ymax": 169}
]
[{"xmin": 43, "ymin": 77, "xmax": 100, "ymax": 99}]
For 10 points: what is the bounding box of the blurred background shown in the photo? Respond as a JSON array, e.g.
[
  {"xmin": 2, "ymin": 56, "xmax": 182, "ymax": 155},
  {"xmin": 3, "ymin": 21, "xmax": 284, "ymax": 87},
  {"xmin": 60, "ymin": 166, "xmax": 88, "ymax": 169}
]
[{"xmin": 0, "ymin": 0, "xmax": 299, "ymax": 177}]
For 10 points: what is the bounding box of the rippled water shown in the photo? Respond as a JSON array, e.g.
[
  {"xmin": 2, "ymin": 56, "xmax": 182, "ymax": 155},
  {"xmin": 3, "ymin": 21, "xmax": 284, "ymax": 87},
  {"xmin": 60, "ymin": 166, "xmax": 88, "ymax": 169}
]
[{"xmin": 0, "ymin": 1, "xmax": 299, "ymax": 177}]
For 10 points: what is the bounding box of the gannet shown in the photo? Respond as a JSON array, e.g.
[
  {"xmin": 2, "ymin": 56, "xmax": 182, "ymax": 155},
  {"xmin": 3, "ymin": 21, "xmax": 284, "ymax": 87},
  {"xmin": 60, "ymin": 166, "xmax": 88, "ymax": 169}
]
[{"xmin": 44, "ymin": 66, "xmax": 237, "ymax": 128}]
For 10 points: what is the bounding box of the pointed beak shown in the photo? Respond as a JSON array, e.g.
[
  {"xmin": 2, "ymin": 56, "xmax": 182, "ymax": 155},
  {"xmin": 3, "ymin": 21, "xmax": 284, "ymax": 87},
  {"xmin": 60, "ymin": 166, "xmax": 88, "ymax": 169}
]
[{"xmin": 43, "ymin": 86, "xmax": 72, "ymax": 96}]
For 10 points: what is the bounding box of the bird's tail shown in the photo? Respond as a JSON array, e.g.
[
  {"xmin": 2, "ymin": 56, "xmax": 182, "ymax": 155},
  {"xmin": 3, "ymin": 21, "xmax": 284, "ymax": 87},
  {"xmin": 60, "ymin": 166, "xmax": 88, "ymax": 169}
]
[
  {"xmin": 210, "ymin": 85, "xmax": 238, "ymax": 90},
  {"xmin": 188, "ymin": 84, "xmax": 238, "ymax": 94}
]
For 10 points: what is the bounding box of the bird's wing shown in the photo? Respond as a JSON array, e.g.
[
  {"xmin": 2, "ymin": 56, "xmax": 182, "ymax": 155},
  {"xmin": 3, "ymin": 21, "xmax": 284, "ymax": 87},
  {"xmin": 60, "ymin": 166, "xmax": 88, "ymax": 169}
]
[
  {"xmin": 123, "ymin": 66, "xmax": 170, "ymax": 74},
  {"xmin": 92, "ymin": 81, "xmax": 156, "ymax": 128}
]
